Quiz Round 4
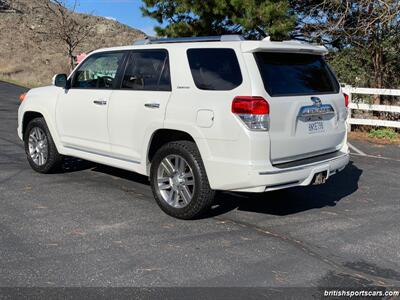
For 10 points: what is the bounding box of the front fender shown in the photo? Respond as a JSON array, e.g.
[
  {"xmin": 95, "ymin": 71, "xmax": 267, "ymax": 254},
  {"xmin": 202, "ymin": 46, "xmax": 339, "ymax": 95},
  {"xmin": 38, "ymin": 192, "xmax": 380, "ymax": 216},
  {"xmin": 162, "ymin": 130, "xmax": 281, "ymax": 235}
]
[{"xmin": 18, "ymin": 86, "xmax": 63, "ymax": 152}]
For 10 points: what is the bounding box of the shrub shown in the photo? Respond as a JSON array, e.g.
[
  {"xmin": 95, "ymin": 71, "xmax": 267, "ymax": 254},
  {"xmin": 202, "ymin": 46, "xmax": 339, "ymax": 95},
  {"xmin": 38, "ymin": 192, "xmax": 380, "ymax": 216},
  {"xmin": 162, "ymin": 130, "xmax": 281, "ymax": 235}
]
[{"xmin": 368, "ymin": 128, "xmax": 398, "ymax": 140}]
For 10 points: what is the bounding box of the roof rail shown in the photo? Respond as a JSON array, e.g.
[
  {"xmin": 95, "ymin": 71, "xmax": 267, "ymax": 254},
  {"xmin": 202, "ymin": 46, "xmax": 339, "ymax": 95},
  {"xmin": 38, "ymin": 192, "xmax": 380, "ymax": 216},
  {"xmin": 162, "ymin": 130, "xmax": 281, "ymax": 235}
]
[{"xmin": 133, "ymin": 35, "xmax": 245, "ymax": 45}]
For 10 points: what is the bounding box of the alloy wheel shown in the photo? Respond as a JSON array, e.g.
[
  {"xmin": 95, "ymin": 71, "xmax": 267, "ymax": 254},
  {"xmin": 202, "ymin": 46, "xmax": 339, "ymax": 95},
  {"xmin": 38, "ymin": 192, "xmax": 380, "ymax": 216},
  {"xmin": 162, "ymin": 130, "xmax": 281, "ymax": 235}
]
[
  {"xmin": 156, "ymin": 154, "xmax": 195, "ymax": 208},
  {"xmin": 28, "ymin": 127, "xmax": 48, "ymax": 166}
]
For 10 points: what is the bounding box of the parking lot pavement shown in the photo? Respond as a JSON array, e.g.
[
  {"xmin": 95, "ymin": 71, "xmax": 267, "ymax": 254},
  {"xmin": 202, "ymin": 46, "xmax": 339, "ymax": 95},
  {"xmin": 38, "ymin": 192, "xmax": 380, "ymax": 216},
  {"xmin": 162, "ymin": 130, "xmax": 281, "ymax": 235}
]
[
  {"xmin": 348, "ymin": 139, "xmax": 400, "ymax": 161},
  {"xmin": 0, "ymin": 81, "xmax": 399, "ymax": 288}
]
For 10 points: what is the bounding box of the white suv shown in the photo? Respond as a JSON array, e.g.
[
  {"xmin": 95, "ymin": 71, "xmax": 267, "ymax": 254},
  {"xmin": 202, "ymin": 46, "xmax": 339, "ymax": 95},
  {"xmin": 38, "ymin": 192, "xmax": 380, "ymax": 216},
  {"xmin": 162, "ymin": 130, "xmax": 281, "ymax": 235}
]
[{"xmin": 18, "ymin": 35, "xmax": 349, "ymax": 219}]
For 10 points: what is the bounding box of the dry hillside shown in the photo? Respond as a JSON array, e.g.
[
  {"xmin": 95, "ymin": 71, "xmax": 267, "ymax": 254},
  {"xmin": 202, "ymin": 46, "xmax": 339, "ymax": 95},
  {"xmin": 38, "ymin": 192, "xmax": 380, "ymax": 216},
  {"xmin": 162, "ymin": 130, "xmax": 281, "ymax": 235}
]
[{"xmin": 0, "ymin": 0, "xmax": 146, "ymax": 87}]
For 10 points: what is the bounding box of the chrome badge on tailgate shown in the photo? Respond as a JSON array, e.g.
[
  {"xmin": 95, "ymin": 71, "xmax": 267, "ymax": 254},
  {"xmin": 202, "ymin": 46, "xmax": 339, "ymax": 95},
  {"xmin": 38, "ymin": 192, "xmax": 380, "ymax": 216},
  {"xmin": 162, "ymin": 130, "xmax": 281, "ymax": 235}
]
[{"xmin": 298, "ymin": 97, "xmax": 335, "ymax": 134}]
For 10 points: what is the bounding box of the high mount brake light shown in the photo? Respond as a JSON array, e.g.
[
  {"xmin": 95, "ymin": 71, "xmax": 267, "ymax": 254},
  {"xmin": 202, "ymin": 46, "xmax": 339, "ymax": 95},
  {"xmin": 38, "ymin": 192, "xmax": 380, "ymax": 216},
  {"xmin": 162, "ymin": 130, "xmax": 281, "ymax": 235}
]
[{"xmin": 232, "ymin": 96, "xmax": 270, "ymax": 131}]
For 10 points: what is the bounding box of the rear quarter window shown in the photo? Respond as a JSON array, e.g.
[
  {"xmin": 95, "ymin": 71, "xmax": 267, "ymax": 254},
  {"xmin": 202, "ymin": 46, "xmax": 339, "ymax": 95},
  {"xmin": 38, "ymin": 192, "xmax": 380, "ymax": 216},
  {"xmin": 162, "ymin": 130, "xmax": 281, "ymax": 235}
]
[
  {"xmin": 254, "ymin": 52, "xmax": 339, "ymax": 97},
  {"xmin": 187, "ymin": 48, "xmax": 242, "ymax": 91}
]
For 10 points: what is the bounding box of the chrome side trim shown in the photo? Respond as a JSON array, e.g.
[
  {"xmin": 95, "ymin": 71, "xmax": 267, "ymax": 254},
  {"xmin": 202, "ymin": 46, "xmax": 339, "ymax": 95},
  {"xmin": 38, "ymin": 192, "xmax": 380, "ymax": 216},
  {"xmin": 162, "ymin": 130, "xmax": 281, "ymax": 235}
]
[
  {"xmin": 64, "ymin": 145, "xmax": 140, "ymax": 164},
  {"xmin": 259, "ymin": 152, "xmax": 348, "ymax": 175}
]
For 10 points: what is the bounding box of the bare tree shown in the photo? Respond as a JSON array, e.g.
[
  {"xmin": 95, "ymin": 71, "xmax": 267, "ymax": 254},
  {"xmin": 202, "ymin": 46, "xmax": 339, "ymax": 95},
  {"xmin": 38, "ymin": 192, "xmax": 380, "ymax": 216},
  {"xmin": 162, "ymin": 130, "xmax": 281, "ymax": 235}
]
[
  {"xmin": 292, "ymin": 0, "xmax": 400, "ymax": 103},
  {"xmin": 30, "ymin": 0, "xmax": 95, "ymax": 71}
]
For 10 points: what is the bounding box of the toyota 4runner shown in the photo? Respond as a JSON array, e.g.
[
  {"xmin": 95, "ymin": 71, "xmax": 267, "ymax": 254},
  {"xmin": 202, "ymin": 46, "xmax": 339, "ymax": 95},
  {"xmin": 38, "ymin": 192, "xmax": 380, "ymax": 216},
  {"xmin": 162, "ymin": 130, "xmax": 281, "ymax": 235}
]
[{"xmin": 18, "ymin": 35, "xmax": 349, "ymax": 219}]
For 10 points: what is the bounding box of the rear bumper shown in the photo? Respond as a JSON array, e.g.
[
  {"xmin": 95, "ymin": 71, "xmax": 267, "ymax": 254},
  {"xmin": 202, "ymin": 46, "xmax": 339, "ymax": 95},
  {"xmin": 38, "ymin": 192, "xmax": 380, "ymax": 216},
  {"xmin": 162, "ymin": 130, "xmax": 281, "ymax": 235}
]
[{"xmin": 206, "ymin": 150, "xmax": 350, "ymax": 192}]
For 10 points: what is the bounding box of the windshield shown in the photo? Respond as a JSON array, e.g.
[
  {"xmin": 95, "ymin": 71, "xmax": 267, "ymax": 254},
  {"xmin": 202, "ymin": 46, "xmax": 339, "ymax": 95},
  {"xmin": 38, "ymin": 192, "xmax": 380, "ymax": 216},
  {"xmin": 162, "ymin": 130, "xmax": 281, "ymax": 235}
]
[{"xmin": 254, "ymin": 52, "xmax": 339, "ymax": 97}]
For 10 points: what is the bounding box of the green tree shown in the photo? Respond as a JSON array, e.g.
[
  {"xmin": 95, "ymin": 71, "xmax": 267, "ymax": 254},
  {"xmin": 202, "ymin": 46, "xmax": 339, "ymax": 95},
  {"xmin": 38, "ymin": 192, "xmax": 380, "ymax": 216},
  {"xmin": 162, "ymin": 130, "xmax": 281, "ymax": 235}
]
[{"xmin": 141, "ymin": 0, "xmax": 295, "ymax": 40}]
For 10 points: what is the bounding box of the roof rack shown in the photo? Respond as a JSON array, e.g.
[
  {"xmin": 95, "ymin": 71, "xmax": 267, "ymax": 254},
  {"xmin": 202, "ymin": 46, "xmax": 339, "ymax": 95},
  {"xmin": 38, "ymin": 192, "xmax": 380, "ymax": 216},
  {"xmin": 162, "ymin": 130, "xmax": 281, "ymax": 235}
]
[{"xmin": 134, "ymin": 35, "xmax": 245, "ymax": 45}]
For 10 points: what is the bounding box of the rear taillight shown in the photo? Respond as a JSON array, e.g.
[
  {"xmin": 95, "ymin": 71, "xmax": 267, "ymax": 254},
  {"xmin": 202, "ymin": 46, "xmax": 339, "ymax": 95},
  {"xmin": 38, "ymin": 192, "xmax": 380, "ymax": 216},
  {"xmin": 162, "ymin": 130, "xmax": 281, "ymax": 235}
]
[
  {"xmin": 232, "ymin": 96, "xmax": 270, "ymax": 131},
  {"xmin": 344, "ymin": 93, "xmax": 349, "ymax": 107}
]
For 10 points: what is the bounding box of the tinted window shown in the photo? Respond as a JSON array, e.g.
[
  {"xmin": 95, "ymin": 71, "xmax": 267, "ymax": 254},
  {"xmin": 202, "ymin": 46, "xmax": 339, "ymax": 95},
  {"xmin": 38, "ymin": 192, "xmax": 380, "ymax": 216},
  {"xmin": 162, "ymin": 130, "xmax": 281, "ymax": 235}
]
[
  {"xmin": 254, "ymin": 52, "xmax": 339, "ymax": 97},
  {"xmin": 121, "ymin": 50, "xmax": 171, "ymax": 91},
  {"xmin": 72, "ymin": 52, "xmax": 124, "ymax": 89},
  {"xmin": 187, "ymin": 48, "xmax": 242, "ymax": 90}
]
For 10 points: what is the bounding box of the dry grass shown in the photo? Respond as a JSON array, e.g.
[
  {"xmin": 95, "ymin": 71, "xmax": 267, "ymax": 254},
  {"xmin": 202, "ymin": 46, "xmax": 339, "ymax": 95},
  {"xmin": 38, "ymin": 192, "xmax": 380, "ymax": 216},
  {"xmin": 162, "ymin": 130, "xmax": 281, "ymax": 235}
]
[
  {"xmin": 348, "ymin": 131, "xmax": 400, "ymax": 145},
  {"xmin": 0, "ymin": 0, "xmax": 145, "ymax": 87}
]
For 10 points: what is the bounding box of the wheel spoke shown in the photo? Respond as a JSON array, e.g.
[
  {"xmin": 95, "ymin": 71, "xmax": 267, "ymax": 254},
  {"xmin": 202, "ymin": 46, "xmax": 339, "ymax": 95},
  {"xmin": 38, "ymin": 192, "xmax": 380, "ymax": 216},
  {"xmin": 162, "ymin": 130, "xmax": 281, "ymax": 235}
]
[
  {"xmin": 159, "ymin": 183, "xmax": 171, "ymax": 190},
  {"xmin": 175, "ymin": 156, "xmax": 185, "ymax": 173},
  {"xmin": 184, "ymin": 179, "xmax": 195, "ymax": 186},
  {"xmin": 167, "ymin": 190, "xmax": 176, "ymax": 205},
  {"xmin": 179, "ymin": 186, "xmax": 191, "ymax": 204},
  {"xmin": 167, "ymin": 189, "xmax": 173, "ymax": 201},
  {"xmin": 174, "ymin": 155, "xmax": 180, "ymax": 171},
  {"xmin": 28, "ymin": 146, "xmax": 35, "ymax": 155},
  {"xmin": 172, "ymin": 190, "xmax": 180, "ymax": 207},
  {"xmin": 181, "ymin": 159, "xmax": 187, "ymax": 173},
  {"xmin": 158, "ymin": 177, "xmax": 170, "ymax": 183},
  {"xmin": 161, "ymin": 158, "xmax": 175, "ymax": 175},
  {"xmin": 34, "ymin": 127, "xmax": 42, "ymax": 140},
  {"xmin": 29, "ymin": 134, "xmax": 37, "ymax": 144}
]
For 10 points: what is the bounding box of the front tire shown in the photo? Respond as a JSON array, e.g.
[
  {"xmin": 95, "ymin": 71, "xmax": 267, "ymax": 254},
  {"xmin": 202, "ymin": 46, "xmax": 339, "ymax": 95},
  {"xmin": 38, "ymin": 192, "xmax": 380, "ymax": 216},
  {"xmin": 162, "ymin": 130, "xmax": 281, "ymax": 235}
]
[
  {"xmin": 24, "ymin": 117, "xmax": 62, "ymax": 173},
  {"xmin": 150, "ymin": 141, "xmax": 215, "ymax": 219}
]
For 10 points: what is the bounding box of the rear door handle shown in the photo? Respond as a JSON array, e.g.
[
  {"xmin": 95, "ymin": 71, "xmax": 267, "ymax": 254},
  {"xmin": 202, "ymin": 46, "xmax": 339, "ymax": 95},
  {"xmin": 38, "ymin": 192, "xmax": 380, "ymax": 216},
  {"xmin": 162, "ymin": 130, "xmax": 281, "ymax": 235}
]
[
  {"xmin": 144, "ymin": 103, "xmax": 160, "ymax": 109},
  {"xmin": 93, "ymin": 100, "xmax": 107, "ymax": 105}
]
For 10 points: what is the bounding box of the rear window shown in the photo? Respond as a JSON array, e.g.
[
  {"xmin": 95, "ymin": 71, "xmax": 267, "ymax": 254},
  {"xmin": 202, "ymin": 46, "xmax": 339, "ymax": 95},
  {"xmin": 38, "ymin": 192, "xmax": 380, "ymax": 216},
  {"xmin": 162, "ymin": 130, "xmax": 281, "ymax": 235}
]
[
  {"xmin": 254, "ymin": 52, "xmax": 339, "ymax": 97},
  {"xmin": 187, "ymin": 48, "xmax": 242, "ymax": 90}
]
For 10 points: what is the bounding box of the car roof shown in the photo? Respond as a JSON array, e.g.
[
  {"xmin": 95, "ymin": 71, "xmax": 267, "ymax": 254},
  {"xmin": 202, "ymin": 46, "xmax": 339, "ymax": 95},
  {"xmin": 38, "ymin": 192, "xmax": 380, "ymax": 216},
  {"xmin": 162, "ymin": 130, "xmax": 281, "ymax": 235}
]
[{"xmin": 91, "ymin": 35, "xmax": 328, "ymax": 56}]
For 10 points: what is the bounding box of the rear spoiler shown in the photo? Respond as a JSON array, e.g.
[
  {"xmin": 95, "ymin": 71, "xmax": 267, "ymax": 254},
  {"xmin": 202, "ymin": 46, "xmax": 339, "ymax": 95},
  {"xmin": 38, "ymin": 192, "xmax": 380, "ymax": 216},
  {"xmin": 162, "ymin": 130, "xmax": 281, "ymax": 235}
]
[{"xmin": 241, "ymin": 40, "xmax": 329, "ymax": 55}]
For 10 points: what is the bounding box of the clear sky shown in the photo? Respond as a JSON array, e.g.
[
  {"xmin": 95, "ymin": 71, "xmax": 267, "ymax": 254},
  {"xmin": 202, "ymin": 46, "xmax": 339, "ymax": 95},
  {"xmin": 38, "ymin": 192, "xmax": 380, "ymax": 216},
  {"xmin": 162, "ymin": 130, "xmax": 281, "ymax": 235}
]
[{"xmin": 73, "ymin": 0, "xmax": 159, "ymax": 36}]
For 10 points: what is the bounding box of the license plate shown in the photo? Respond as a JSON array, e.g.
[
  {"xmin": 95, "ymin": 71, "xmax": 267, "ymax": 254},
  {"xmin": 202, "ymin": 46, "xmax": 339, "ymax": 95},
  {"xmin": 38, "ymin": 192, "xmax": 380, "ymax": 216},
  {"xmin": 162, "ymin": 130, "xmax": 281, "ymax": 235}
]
[{"xmin": 308, "ymin": 121, "xmax": 325, "ymax": 134}]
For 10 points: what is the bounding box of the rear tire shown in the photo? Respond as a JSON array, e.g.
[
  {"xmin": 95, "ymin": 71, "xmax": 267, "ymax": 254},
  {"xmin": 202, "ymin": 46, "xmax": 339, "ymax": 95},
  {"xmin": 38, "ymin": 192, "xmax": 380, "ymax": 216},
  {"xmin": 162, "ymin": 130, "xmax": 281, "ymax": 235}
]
[
  {"xmin": 24, "ymin": 117, "xmax": 62, "ymax": 173},
  {"xmin": 150, "ymin": 141, "xmax": 215, "ymax": 219}
]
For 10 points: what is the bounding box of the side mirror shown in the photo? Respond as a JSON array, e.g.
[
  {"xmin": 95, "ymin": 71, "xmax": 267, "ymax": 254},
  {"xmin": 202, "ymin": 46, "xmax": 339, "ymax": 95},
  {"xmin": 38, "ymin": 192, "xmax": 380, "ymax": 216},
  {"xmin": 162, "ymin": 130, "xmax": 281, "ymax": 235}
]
[{"xmin": 52, "ymin": 74, "xmax": 68, "ymax": 88}]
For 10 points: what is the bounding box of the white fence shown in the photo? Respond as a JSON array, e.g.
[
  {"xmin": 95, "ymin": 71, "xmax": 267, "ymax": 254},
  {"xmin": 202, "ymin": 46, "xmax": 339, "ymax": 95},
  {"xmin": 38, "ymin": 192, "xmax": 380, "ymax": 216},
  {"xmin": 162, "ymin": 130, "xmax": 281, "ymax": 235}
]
[{"xmin": 342, "ymin": 85, "xmax": 400, "ymax": 131}]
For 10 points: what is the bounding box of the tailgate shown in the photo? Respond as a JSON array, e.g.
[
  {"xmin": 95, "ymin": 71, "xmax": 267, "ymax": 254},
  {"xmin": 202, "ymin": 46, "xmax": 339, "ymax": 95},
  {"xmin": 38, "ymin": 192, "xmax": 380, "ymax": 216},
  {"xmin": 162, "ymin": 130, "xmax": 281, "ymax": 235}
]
[{"xmin": 254, "ymin": 52, "xmax": 347, "ymax": 164}]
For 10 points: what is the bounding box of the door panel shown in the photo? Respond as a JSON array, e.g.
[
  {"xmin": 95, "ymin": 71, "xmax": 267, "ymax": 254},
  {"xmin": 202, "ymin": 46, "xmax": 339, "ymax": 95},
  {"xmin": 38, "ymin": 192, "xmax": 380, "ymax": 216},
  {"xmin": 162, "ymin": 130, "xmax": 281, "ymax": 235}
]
[
  {"xmin": 108, "ymin": 50, "xmax": 172, "ymax": 162},
  {"xmin": 108, "ymin": 90, "xmax": 170, "ymax": 161},
  {"xmin": 56, "ymin": 51, "xmax": 125, "ymax": 154},
  {"xmin": 56, "ymin": 89, "xmax": 112, "ymax": 153}
]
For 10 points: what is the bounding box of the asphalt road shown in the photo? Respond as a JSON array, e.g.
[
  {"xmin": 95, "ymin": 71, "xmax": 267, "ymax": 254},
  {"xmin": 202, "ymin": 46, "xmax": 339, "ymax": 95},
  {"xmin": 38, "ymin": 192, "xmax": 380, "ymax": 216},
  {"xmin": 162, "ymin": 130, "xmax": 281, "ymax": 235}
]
[{"xmin": 0, "ymin": 81, "xmax": 399, "ymax": 292}]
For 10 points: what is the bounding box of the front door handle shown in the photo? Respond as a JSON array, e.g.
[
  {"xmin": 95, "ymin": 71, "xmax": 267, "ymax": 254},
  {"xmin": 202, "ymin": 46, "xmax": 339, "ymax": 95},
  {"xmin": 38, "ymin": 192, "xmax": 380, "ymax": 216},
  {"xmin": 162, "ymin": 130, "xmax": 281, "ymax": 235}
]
[
  {"xmin": 93, "ymin": 100, "xmax": 107, "ymax": 105},
  {"xmin": 144, "ymin": 103, "xmax": 160, "ymax": 109}
]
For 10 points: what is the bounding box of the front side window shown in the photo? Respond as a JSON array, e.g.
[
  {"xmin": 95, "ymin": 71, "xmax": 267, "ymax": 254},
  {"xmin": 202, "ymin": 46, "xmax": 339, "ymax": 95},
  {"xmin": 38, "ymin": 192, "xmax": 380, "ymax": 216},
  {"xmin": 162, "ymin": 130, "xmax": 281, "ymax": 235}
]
[
  {"xmin": 254, "ymin": 52, "xmax": 340, "ymax": 97},
  {"xmin": 187, "ymin": 48, "xmax": 243, "ymax": 91},
  {"xmin": 121, "ymin": 50, "xmax": 171, "ymax": 91},
  {"xmin": 72, "ymin": 52, "xmax": 125, "ymax": 89}
]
